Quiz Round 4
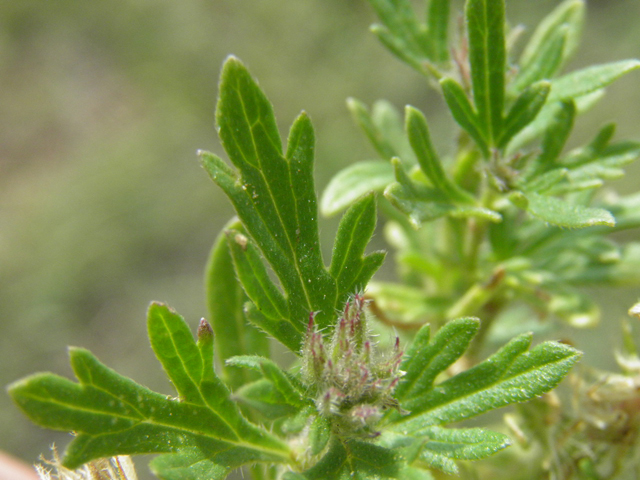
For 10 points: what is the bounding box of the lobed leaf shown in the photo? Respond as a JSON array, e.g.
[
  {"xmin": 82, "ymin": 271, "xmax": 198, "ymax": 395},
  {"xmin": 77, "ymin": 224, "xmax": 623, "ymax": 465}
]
[
  {"xmin": 202, "ymin": 57, "xmax": 384, "ymax": 349},
  {"xmin": 8, "ymin": 303, "xmax": 290, "ymax": 479},
  {"xmin": 393, "ymin": 334, "xmax": 581, "ymax": 432}
]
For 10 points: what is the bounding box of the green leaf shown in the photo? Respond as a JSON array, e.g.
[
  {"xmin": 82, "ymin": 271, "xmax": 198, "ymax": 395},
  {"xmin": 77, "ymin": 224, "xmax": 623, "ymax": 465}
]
[
  {"xmin": 295, "ymin": 439, "xmax": 402, "ymax": 480},
  {"xmin": 330, "ymin": 193, "xmax": 386, "ymax": 296},
  {"xmin": 427, "ymin": 0, "xmax": 450, "ymax": 63},
  {"xmin": 518, "ymin": 0, "xmax": 584, "ymax": 73},
  {"xmin": 226, "ymin": 355, "xmax": 306, "ymax": 408},
  {"xmin": 466, "ymin": 0, "xmax": 506, "ymax": 144},
  {"xmin": 309, "ymin": 415, "xmax": 332, "ymax": 456},
  {"xmin": 395, "ymin": 318, "xmax": 480, "ymax": 401},
  {"xmin": 321, "ymin": 160, "xmax": 395, "ymax": 216},
  {"xmin": 393, "ymin": 334, "xmax": 581, "ymax": 431},
  {"xmin": 8, "ymin": 303, "xmax": 290, "ymax": 479},
  {"xmin": 405, "ymin": 106, "xmax": 473, "ymax": 203},
  {"xmin": 519, "ymin": 100, "xmax": 575, "ymax": 183},
  {"xmin": 499, "ymin": 81, "xmax": 550, "ymax": 148},
  {"xmin": 440, "ymin": 77, "xmax": 489, "ymax": 157},
  {"xmin": 509, "ymin": 191, "xmax": 616, "ymax": 228},
  {"xmin": 420, "ymin": 426, "xmax": 510, "ymax": 461},
  {"xmin": 548, "ymin": 60, "xmax": 640, "ymax": 102},
  {"xmin": 367, "ymin": 0, "xmax": 433, "ymax": 75},
  {"xmin": 201, "ymin": 57, "xmax": 384, "ymax": 348},
  {"xmin": 205, "ymin": 219, "xmax": 269, "ymax": 390},
  {"xmin": 233, "ymin": 379, "xmax": 298, "ymax": 420}
]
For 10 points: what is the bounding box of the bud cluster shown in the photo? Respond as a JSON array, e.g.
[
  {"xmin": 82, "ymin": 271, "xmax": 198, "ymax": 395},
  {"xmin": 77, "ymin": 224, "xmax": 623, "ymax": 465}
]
[{"xmin": 302, "ymin": 294, "xmax": 404, "ymax": 437}]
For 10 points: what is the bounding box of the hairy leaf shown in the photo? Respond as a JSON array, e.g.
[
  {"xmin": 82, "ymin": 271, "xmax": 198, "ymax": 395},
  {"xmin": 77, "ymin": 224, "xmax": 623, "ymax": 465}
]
[
  {"xmin": 8, "ymin": 303, "xmax": 290, "ymax": 479},
  {"xmin": 201, "ymin": 57, "xmax": 384, "ymax": 349},
  {"xmin": 509, "ymin": 191, "xmax": 616, "ymax": 228},
  {"xmin": 499, "ymin": 81, "xmax": 550, "ymax": 148}
]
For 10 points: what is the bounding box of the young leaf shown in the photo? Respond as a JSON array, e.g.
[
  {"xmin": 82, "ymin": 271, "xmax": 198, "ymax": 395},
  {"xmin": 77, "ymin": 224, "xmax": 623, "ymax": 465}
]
[
  {"xmin": 518, "ymin": 0, "xmax": 584, "ymax": 72},
  {"xmin": 205, "ymin": 219, "xmax": 269, "ymax": 390},
  {"xmin": 405, "ymin": 106, "xmax": 473, "ymax": 203},
  {"xmin": 8, "ymin": 303, "xmax": 290, "ymax": 479},
  {"xmin": 201, "ymin": 57, "xmax": 384, "ymax": 349},
  {"xmin": 393, "ymin": 333, "xmax": 581, "ymax": 431},
  {"xmin": 320, "ymin": 160, "xmax": 395, "ymax": 216},
  {"xmin": 466, "ymin": 0, "xmax": 506, "ymax": 144},
  {"xmin": 498, "ymin": 81, "xmax": 550, "ymax": 148},
  {"xmin": 347, "ymin": 98, "xmax": 397, "ymax": 161},
  {"xmin": 548, "ymin": 60, "xmax": 640, "ymax": 102},
  {"xmin": 509, "ymin": 191, "xmax": 616, "ymax": 228},
  {"xmin": 440, "ymin": 77, "xmax": 489, "ymax": 157}
]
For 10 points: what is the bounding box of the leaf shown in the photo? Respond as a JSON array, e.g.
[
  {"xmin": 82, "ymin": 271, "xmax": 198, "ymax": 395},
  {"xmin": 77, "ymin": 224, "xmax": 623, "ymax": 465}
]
[
  {"xmin": 498, "ymin": 81, "xmax": 550, "ymax": 148},
  {"xmin": 440, "ymin": 78, "xmax": 489, "ymax": 157},
  {"xmin": 233, "ymin": 379, "xmax": 298, "ymax": 420},
  {"xmin": 321, "ymin": 160, "xmax": 395, "ymax": 216},
  {"xmin": 466, "ymin": 0, "xmax": 506, "ymax": 144},
  {"xmin": 420, "ymin": 426, "xmax": 510, "ymax": 461},
  {"xmin": 509, "ymin": 191, "xmax": 616, "ymax": 228},
  {"xmin": 405, "ymin": 105, "xmax": 473, "ymax": 203},
  {"xmin": 395, "ymin": 318, "xmax": 480, "ymax": 401},
  {"xmin": 330, "ymin": 193, "xmax": 386, "ymax": 296},
  {"xmin": 347, "ymin": 98, "xmax": 397, "ymax": 160},
  {"xmin": 201, "ymin": 57, "xmax": 384, "ymax": 348},
  {"xmin": 205, "ymin": 219, "xmax": 269, "ymax": 390},
  {"xmin": 548, "ymin": 60, "xmax": 640, "ymax": 102},
  {"xmin": 367, "ymin": 0, "xmax": 433, "ymax": 75},
  {"xmin": 225, "ymin": 355, "xmax": 306, "ymax": 408},
  {"xmin": 392, "ymin": 333, "xmax": 581, "ymax": 432},
  {"xmin": 294, "ymin": 439, "xmax": 402, "ymax": 480},
  {"xmin": 427, "ymin": 0, "xmax": 450, "ymax": 63},
  {"xmin": 518, "ymin": 0, "xmax": 584, "ymax": 73},
  {"xmin": 8, "ymin": 303, "xmax": 290, "ymax": 479}
]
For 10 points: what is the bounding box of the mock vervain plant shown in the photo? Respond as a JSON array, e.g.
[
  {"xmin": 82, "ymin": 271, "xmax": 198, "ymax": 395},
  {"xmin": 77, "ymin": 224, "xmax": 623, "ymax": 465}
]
[{"xmin": 9, "ymin": 0, "xmax": 640, "ymax": 479}]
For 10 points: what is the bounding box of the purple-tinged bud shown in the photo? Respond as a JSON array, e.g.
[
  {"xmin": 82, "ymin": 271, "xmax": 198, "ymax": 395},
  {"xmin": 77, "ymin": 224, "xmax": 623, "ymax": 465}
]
[{"xmin": 197, "ymin": 318, "xmax": 214, "ymax": 340}]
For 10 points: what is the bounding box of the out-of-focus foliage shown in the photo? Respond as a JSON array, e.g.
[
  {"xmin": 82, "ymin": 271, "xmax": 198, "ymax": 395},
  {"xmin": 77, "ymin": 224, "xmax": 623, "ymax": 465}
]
[{"xmin": 2, "ymin": 0, "xmax": 640, "ymax": 474}]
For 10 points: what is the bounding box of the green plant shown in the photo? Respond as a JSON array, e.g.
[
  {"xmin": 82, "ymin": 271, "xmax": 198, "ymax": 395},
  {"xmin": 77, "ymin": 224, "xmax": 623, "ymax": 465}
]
[{"xmin": 9, "ymin": 0, "xmax": 640, "ymax": 479}]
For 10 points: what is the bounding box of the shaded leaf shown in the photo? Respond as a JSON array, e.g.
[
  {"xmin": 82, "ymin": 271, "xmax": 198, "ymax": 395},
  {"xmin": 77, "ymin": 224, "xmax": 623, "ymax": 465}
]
[
  {"xmin": 499, "ymin": 81, "xmax": 550, "ymax": 148},
  {"xmin": 205, "ymin": 220, "xmax": 269, "ymax": 390},
  {"xmin": 321, "ymin": 160, "xmax": 395, "ymax": 216}
]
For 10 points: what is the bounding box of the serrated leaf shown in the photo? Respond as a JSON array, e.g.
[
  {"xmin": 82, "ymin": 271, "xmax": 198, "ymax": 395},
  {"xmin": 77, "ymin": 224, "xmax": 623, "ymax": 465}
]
[
  {"xmin": 406, "ymin": 105, "xmax": 473, "ymax": 203},
  {"xmin": 519, "ymin": 0, "xmax": 584, "ymax": 73},
  {"xmin": 205, "ymin": 220, "xmax": 269, "ymax": 390},
  {"xmin": 499, "ymin": 81, "xmax": 550, "ymax": 148},
  {"xmin": 321, "ymin": 161, "xmax": 395, "ymax": 216},
  {"xmin": 201, "ymin": 57, "xmax": 384, "ymax": 348},
  {"xmin": 510, "ymin": 191, "xmax": 616, "ymax": 228},
  {"xmin": 8, "ymin": 304, "xmax": 290, "ymax": 478},
  {"xmin": 395, "ymin": 318, "xmax": 480, "ymax": 401},
  {"xmin": 393, "ymin": 334, "xmax": 581, "ymax": 432},
  {"xmin": 440, "ymin": 77, "xmax": 489, "ymax": 157},
  {"xmin": 466, "ymin": 0, "xmax": 506, "ymax": 144},
  {"xmin": 549, "ymin": 60, "xmax": 640, "ymax": 102}
]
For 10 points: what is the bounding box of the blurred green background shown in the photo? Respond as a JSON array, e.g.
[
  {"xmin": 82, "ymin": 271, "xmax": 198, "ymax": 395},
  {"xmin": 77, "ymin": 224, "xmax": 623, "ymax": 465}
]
[{"xmin": 2, "ymin": 0, "xmax": 639, "ymax": 476}]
